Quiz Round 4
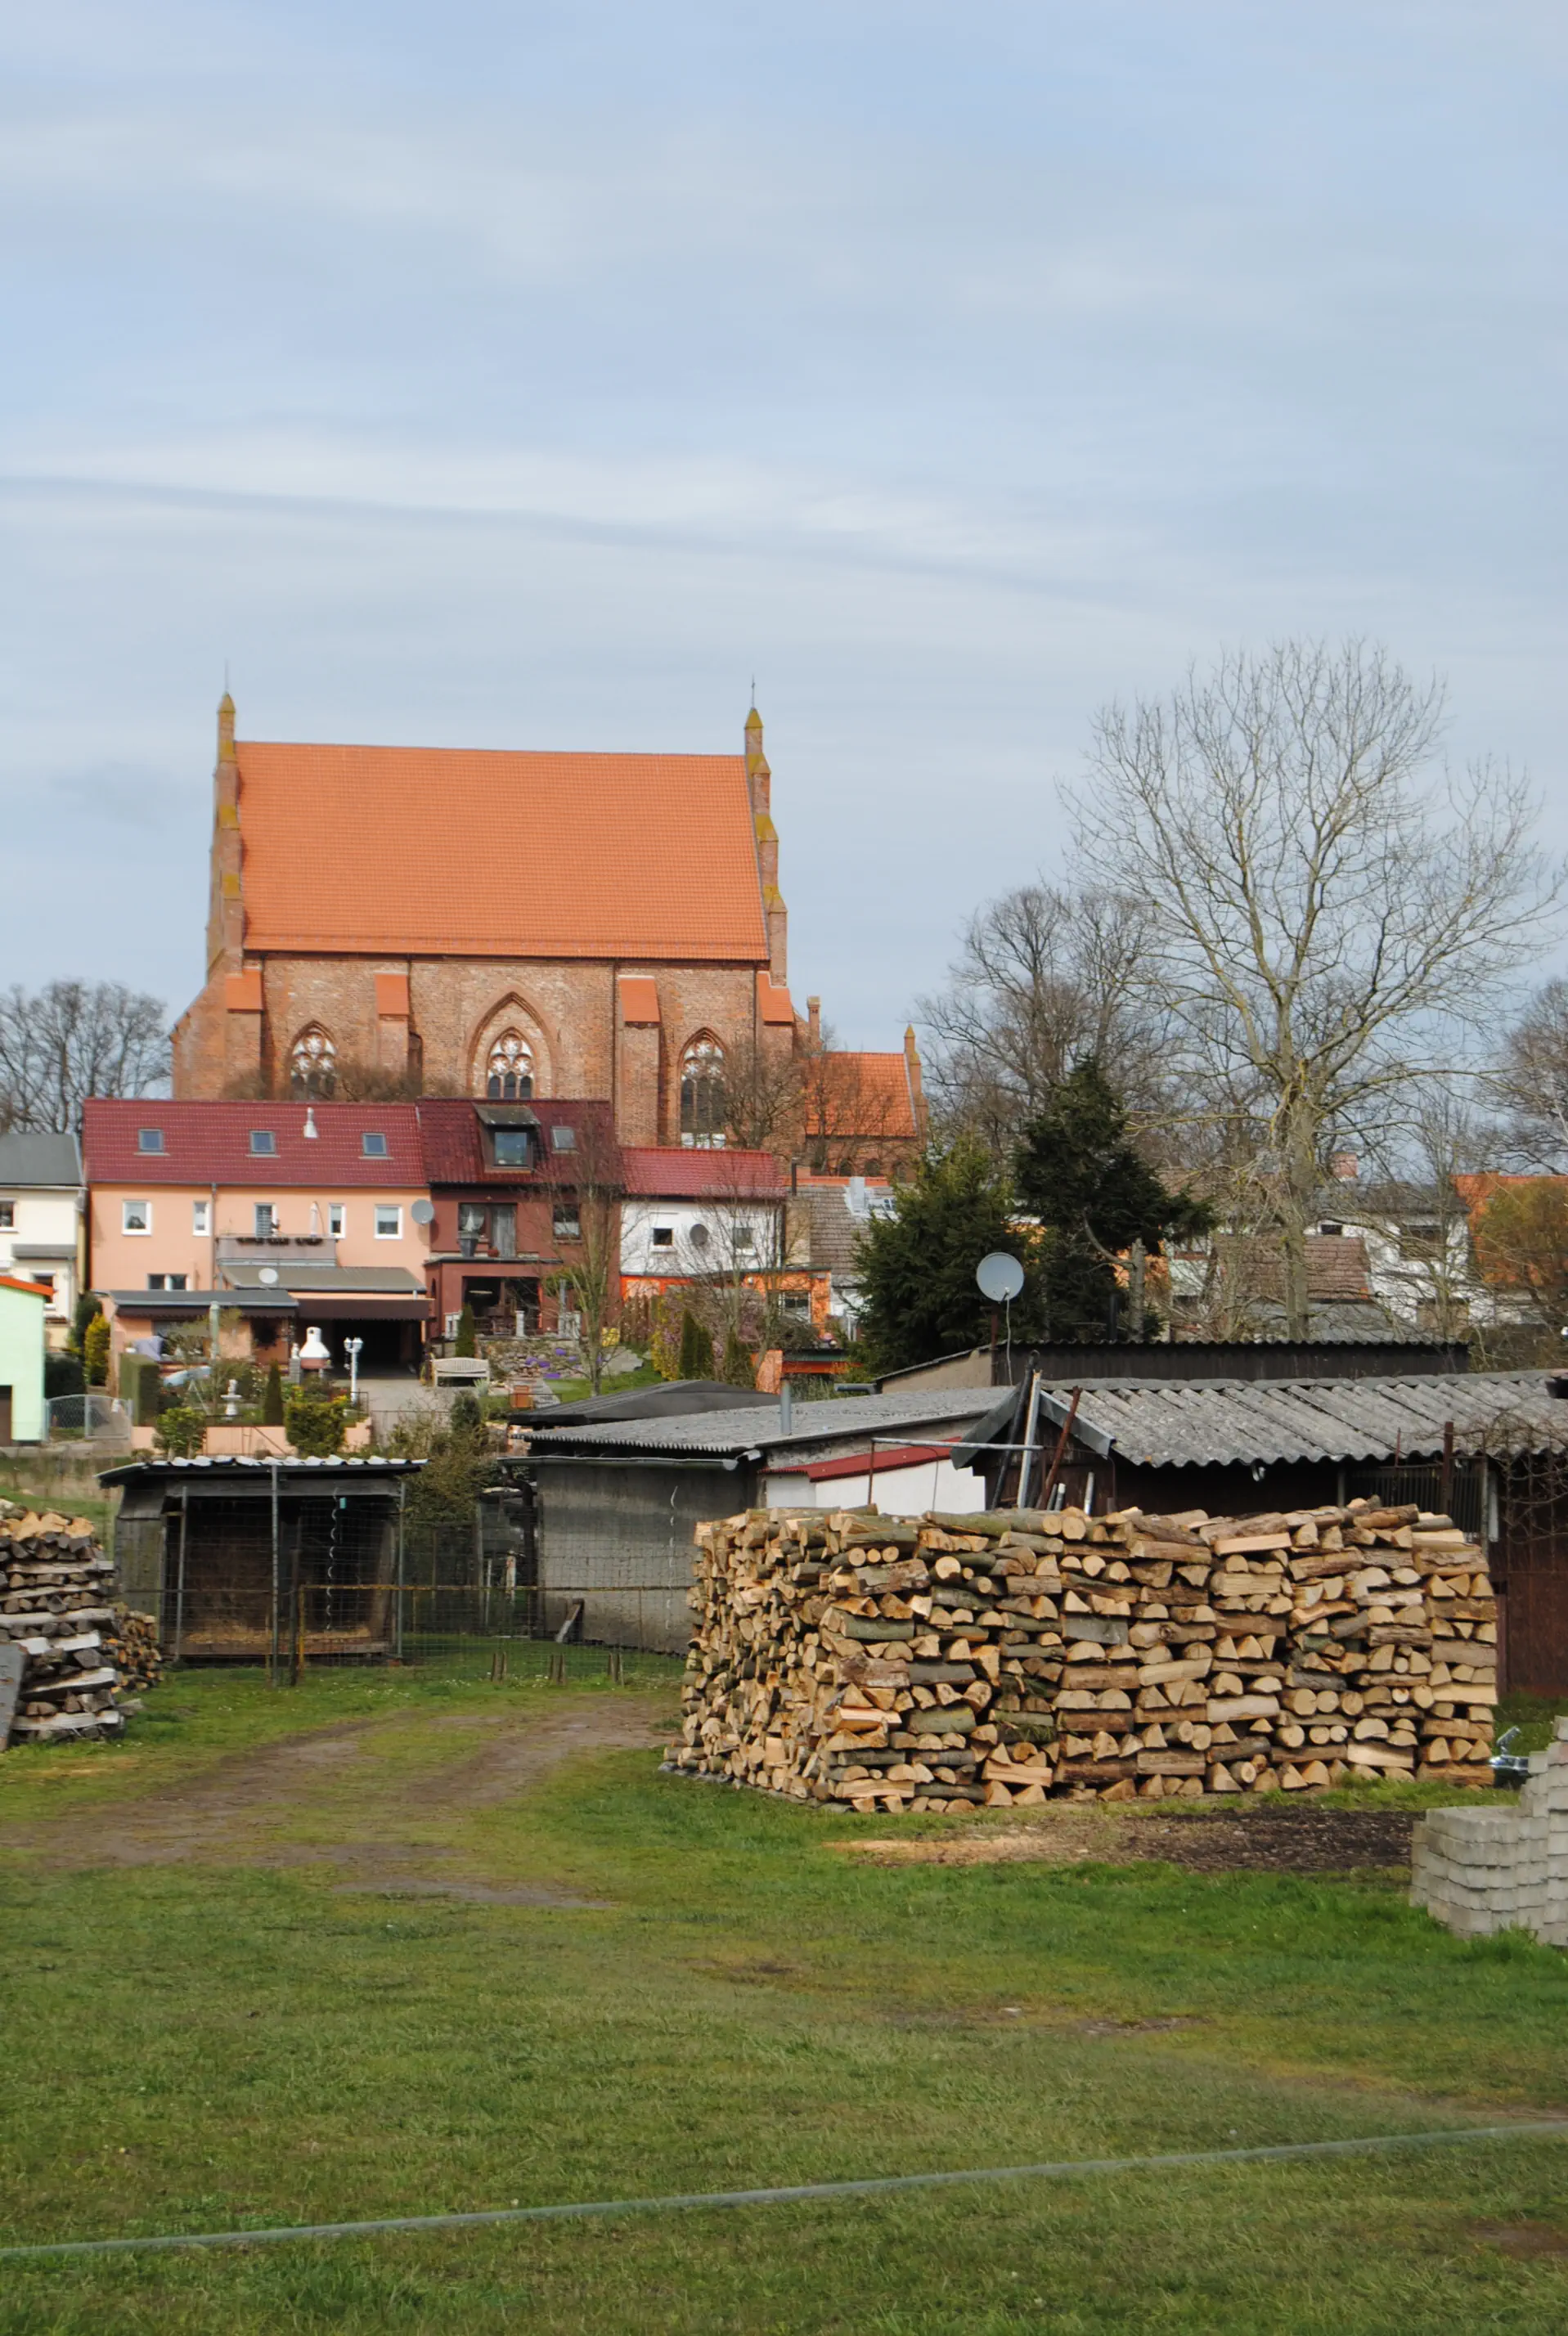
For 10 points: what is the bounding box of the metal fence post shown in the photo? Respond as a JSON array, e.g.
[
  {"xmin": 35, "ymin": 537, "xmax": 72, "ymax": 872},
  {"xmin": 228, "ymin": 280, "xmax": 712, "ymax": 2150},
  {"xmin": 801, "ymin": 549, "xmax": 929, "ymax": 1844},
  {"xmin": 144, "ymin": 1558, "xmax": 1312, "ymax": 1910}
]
[
  {"xmin": 173, "ymin": 1485, "xmax": 189, "ymax": 1665},
  {"xmin": 268, "ymin": 1461, "xmax": 281, "ymax": 1687}
]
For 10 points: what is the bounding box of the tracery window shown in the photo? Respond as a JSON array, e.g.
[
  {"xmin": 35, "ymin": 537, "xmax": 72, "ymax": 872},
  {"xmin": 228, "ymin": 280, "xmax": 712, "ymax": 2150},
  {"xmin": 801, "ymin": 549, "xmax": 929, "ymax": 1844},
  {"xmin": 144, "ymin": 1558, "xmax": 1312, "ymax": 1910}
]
[
  {"xmin": 679, "ymin": 1036, "xmax": 727, "ymax": 1149},
  {"xmin": 485, "ymin": 1031, "xmax": 534, "ymax": 1100},
  {"xmin": 289, "ymin": 1026, "xmax": 337, "ymax": 1098}
]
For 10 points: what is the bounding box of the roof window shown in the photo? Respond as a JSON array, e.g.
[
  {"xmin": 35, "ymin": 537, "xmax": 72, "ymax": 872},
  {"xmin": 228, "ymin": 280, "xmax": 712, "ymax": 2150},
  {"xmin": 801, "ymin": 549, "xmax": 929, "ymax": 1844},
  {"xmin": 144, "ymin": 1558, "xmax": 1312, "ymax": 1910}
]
[
  {"xmin": 362, "ymin": 1132, "xmax": 389, "ymax": 1158},
  {"xmin": 550, "ymin": 1125, "xmax": 577, "ymax": 1152},
  {"xmin": 493, "ymin": 1126, "xmax": 534, "ymax": 1168},
  {"xmin": 137, "ymin": 1127, "xmax": 164, "ymax": 1153},
  {"xmin": 249, "ymin": 1130, "xmax": 276, "ymax": 1156}
]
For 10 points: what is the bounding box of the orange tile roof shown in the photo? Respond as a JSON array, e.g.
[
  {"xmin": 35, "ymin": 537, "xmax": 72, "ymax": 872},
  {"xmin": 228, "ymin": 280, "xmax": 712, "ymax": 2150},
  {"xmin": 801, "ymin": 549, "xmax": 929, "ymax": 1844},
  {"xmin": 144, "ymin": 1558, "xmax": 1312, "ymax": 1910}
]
[
  {"xmin": 235, "ymin": 743, "xmax": 769, "ymax": 962},
  {"xmin": 803, "ymin": 1052, "xmax": 919, "ymax": 1139}
]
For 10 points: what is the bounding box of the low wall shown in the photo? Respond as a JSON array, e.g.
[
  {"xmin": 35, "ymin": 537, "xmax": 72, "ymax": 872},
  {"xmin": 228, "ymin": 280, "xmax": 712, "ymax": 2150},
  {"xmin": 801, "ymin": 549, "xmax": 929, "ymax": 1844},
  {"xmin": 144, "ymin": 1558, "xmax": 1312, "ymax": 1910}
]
[{"xmin": 1410, "ymin": 1720, "xmax": 1568, "ymax": 1945}]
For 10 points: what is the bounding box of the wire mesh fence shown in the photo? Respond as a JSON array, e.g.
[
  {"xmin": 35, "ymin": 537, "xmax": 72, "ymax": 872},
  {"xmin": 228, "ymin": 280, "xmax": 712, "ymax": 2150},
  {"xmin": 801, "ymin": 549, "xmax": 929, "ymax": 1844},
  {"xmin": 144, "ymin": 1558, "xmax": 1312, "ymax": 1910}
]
[{"xmin": 44, "ymin": 1392, "xmax": 131, "ymax": 1445}]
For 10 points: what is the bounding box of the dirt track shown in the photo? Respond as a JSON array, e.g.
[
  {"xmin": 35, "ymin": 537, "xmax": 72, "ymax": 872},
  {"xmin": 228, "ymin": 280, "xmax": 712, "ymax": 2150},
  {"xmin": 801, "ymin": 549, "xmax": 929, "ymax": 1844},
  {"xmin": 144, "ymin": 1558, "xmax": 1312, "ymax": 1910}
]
[{"xmin": 7, "ymin": 1696, "xmax": 667, "ymax": 1902}]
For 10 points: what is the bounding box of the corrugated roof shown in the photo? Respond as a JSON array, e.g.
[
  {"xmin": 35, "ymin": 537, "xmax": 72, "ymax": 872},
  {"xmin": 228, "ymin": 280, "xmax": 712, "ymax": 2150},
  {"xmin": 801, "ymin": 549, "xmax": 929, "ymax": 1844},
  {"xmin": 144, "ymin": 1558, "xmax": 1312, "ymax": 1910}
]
[
  {"xmin": 234, "ymin": 742, "xmax": 769, "ymax": 961},
  {"xmin": 0, "ymin": 1130, "xmax": 82, "ymax": 1186},
  {"xmin": 1022, "ymin": 1371, "xmax": 1563, "ymax": 1468},
  {"xmin": 527, "ymin": 1384, "xmax": 1000, "ymax": 1459},
  {"xmin": 83, "ymin": 1101, "xmax": 424, "ymax": 1188}
]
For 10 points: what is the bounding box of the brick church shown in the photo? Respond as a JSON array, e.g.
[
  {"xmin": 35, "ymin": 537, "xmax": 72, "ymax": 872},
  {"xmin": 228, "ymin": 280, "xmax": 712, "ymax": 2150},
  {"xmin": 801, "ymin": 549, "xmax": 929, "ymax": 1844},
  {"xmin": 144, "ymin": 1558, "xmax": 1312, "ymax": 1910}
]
[{"xmin": 172, "ymin": 696, "xmax": 924, "ymax": 1168}]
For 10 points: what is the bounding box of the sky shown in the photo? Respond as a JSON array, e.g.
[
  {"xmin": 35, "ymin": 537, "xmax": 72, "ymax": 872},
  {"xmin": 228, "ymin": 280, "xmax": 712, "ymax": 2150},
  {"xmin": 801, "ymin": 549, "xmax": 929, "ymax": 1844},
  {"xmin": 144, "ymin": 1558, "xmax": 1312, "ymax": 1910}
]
[{"xmin": 2, "ymin": 1, "xmax": 1565, "ymax": 1048}]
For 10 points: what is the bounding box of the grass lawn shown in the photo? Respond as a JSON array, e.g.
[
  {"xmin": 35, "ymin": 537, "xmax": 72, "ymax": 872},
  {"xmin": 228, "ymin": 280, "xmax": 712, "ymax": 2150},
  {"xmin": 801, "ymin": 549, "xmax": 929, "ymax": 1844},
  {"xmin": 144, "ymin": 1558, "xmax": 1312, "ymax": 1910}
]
[{"xmin": 2, "ymin": 1665, "xmax": 1566, "ymax": 2334}]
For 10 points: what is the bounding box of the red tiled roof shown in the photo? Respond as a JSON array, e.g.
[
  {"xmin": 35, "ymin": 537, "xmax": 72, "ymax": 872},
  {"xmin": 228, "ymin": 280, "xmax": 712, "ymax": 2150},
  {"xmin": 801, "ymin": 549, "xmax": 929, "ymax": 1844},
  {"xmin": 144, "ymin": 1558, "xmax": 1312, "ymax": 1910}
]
[
  {"xmin": 803, "ymin": 1052, "xmax": 919, "ymax": 1140},
  {"xmin": 416, "ymin": 1098, "xmax": 620, "ymax": 1184},
  {"xmin": 82, "ymin": 1100, "xmax": 424, "ymax": 1188},
  {"xmin": 234, "ymin": 742, "xmax": 770, "ymax": 962},
  {"xmin": 621, "ymin": 1147, "xmax": 787, "ymax": 1198}
]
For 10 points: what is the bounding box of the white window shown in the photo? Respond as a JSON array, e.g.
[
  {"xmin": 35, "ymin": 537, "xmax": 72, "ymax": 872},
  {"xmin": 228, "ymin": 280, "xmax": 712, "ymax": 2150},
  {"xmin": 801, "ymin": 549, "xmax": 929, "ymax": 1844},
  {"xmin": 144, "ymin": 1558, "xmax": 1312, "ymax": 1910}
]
[
  {"xmin": 444, "ymin": 1311, "xmax": 462, "ymax": 1338},
  {"xmin": 652, "ymin": 1225, "xmax": 674, "ymax": 1249},
  {"xmin": 148, "ymin": 1273, "xmax": 187, "ymax": 1292},
  {"xmin": 553, "ymin": 1205, "xmax": 581, "ymax": 1242},
  {"xmin": 250, "ymin": 1130, "xmax": 276, "ymax": 1155},
  {"xmin": 137, "ymin": 1127, "xmax": 164, "ymax": 1153},
  {"xmin": 362, "ymin": 1132, "xmax": 389, "ymax": 1158},
  {"xmin": 329, "ymin": 1203, "xmax": 345, "ymax": 1238},
  {"xmin": 123, "ymin": 1199, "xmax": 151, "ymax": 1234},
  {"xmin": 254, "ymin": 1204, "xmax": 278, "ymax": 1238},
  {"xmin": 192, "ymin": 1199, "xmax": 210, "ymax": 1237},
  {"xmin": 375, "ymin": 1206, "xmax": 402, "ymax": 1239},
  {"xmin": 735, "ymin": 1227, "xmax": 757, "ymax": 1253},
  {"xmin": 0, "ymin": 1201, "xmax": 13, "ymax": 1231}
]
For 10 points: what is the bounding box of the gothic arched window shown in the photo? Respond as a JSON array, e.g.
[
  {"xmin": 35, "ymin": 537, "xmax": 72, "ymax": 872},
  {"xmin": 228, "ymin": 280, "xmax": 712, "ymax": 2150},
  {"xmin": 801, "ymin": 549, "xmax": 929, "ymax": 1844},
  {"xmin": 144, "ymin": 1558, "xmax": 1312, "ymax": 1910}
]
[
  {"xmin": 289, "ymin": 1026, "xmax": 337, "ymax": 1098},
  {"xmin": 680, "ymin": 1036, "xmax": 726, "ymax": 1149},
  {"xmin": 485, "ymin": 1032, "xmax": 535, "ymax": 1100}
]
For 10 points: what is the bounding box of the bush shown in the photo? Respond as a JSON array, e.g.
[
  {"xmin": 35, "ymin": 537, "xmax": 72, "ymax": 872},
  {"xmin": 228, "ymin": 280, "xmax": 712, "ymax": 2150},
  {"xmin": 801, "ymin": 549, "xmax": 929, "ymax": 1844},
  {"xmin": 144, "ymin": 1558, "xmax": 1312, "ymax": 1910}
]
[
  {"xmin": 68, "ymin": 1292, "xmax": 101, "ymax": 1359},
  {"xmin": 44, "ymin": 1350, "xmax": 86, "ymax": 1399},
  {"xmin": 82, "ymin": 1313, "xmax": 111, "ymax": 1387},
  {"xmin": 448, "ymin": 1390, "xmax": 486, "ymax": 1446},
  {"xmin": 155, "ymin": 1404, "xmax": 207, "ymax": 1458},
  {"xmin": 454, "ymin": 1305, "xmax": 476, "ymax": 1359},
  {"xmin": 721, "ymin": 1332, "xmax": 755, "ymax": 1389},
  {"xmin": 284, "ymin": 1385, "xmax": 348, "ymax": 1457},
  {"xmin": 261, "ymin": 1363, "xmax": 285, "ymax": 1426},
  {"xmin": 677, "ymin": 1311, "xmax": 716, "ymax": 1381}
]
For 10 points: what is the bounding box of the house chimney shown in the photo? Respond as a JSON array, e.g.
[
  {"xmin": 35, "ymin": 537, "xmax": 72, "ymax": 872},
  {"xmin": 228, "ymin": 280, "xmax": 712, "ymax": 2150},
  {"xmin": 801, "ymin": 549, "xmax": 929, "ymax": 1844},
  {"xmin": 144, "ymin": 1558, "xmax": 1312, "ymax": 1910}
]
[
  {"xmin": 1330, "ymin": 1150, "xmax": 1359, "ymax": 1183},
  {"xmin": 806, "ymin": 995, "xmax": 821, "ymax": 1048}
]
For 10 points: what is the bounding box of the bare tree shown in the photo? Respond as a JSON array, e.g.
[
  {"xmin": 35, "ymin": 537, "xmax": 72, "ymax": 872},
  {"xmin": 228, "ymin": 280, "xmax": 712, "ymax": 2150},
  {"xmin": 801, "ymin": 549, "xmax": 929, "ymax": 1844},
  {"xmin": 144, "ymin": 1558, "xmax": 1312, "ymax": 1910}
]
[
  {"xmin": 919, "ymin": 882, "xmax": 1168, "ymax": 1152},
  {"xmin": 721, "ymin": 1032, "xmax": 803, "ymax": 1155},
  {"xmin": 1496, "ymin": 979, "xmax": 1568, "ymax": 1168},
  {"xmin": 541, "ymin": 1116, "xmax": 621, "ymax": 1394},
  {"xmin": 1068, "ymin": 640, "xmax": 1561, "ymax": 1337},
  {"xmin": 0, "ymin": 980, "xmax": 168, "ymax": 1131}
]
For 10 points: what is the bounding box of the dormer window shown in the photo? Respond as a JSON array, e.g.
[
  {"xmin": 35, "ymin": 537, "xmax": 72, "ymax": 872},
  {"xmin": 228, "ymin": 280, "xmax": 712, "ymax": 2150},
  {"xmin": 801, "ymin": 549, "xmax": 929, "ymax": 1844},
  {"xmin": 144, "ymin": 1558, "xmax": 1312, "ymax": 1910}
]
[
  {"xmin": 493, "ymin": 1126, "xmax": 534, "ymax": 1168},
  {"xmin": 362, "ymin": 1132, "xmax": 389, "ymax": 1158},
  {"xmin": 249, "ymin": 1130, "xmax": 276, "ymax": 1156},
  {"xmin": 137, "ymin": 1127, "xmax": 164, "ymax": 1153}
]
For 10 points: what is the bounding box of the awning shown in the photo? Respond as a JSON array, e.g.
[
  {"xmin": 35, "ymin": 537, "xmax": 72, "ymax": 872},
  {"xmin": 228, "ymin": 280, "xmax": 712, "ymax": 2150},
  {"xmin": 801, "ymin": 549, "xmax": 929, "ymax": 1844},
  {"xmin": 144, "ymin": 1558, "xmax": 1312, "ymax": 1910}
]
[{"xmin": 294, "ymin": 1295, "xmax": 431, "ymax": 1321}]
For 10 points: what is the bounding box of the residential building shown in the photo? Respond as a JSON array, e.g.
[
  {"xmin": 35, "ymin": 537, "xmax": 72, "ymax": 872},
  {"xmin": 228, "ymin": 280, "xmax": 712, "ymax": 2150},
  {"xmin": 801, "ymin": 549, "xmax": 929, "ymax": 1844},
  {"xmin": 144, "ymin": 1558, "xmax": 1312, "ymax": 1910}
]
[
  {"xmin": 787, "ymin": 1172, "xmax": 896, "ymax": 1336},
  {"xmin": 0, "ymin": 1274, "xmax": 51, "ymax": 1441},
  {"xmin": 0, "ymin": 1131, "xmax": 83, "ymax": 1348},
  {"xmin": 416, "ymin": 1097, "xmax": 618, "ymax": 1345},
  {"xmin": 82, "ymin": 1099, "xmax": 430, "ymax": 1372}
]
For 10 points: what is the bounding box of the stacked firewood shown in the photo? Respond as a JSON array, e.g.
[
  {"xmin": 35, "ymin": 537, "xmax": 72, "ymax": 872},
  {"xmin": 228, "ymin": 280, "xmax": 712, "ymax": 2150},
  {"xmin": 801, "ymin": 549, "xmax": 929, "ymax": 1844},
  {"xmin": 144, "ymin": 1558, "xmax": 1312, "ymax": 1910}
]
[
  {"xmin": 0, "ymin": 1500, "xmax": 139, "ymax": 1742},
  {"xmin": 105, "ymin": 1605, "xmax": 164, "ymax": 1695},
  {"xmin": 668, "ymin": 1499, "xmax": 1497, "ymax": 1809}
]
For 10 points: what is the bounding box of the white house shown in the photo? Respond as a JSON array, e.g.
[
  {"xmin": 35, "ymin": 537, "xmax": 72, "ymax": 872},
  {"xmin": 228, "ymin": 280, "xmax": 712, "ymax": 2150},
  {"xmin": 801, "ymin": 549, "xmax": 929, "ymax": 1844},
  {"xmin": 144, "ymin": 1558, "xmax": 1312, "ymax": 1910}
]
[
  {"xmin": 0, "ymin": 1132, "xmax": 83, "ymax": 1348},
  {"xmin": 618, "ymin": 1147, "xmax": 788, "ymax": 1286}
]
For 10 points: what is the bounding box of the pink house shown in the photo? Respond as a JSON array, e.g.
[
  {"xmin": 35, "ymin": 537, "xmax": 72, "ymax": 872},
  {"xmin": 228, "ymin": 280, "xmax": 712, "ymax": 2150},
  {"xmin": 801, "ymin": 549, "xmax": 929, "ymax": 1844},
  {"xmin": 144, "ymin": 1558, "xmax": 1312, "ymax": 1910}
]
[{"xmin": 82, "ymin": 1100, "xmax": 432, "ymax": 1373}]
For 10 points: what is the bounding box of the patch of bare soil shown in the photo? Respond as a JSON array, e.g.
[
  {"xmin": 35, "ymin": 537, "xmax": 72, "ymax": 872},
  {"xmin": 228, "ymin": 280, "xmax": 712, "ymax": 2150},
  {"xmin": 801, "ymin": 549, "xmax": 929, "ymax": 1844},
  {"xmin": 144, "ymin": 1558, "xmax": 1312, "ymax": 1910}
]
[
  {"xmin": 830, "ymin": 1803, "xmax": 1415, "ymax": 1879},
  {"xmin": 1470, "ymin": 2221, "xmax": 1568, "ymax": 2260},
  {"xmin": 6, "ymin": 1696, "xmax": 664, "ymax": 1900}
]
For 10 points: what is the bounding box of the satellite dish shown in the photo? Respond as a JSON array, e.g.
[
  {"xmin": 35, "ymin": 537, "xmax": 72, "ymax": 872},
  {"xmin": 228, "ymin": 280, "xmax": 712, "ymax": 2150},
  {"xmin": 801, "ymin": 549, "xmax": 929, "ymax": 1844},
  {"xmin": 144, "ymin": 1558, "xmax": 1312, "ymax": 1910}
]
[
  {"xmin": 258, "ymin": 1266, "xmax": 280, "ymax": 1287},
  {"xmin": 689, "ymin": 1222, "xmax": 711, "ymax": 1250},
  {"xmin": 411, "ymin": 1198, "xmax": 436, "ymax": 1225},
  {"xmin": 976, "ymin": 1251, "xmax": 1024, "ymax": 1303}
]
